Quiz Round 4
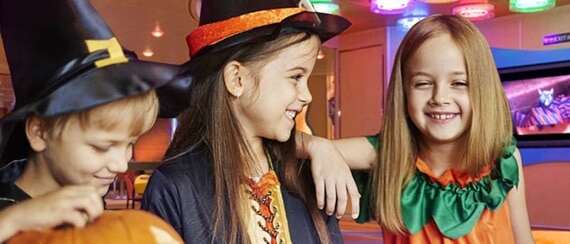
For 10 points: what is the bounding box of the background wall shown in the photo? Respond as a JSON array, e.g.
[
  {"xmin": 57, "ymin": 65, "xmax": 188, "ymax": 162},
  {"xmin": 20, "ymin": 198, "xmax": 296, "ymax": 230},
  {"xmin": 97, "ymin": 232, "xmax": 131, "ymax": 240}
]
[
  {"xmin": 476, "ymin": 6, "xmax": 570, "ymax": 50},
  {"xmin": 133, "ymin": 118, "xmax": 175, "ymax": 162},
  {"xmin": 337, "ymin": 28, "xmax": 387, "ymax": 138},
  {"xmin": 0, "ymin": 73, "xmax": 12, "ymax": 117},
  {"xmin": 301, "ymin": 47, "xmax": 337, "ymax": 138}
]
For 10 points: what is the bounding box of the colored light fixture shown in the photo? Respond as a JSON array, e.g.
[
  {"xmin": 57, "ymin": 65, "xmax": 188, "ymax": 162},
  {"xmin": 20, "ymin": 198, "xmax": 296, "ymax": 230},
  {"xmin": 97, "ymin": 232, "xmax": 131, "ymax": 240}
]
[
  {"xmin": 417, "ymin": 0, "xmax": 458, "ymax": 3},
  {"xmin": 310, "ymin": 0, "xmax": 340, "ymax": 14},
  {"xmin": 370, "ymin": 0, "xmax": 411, "ymax": 15},
  {"xmin": 509, "ymin": 0, "xmax": 555, "ymax": 13},
  {"xmin": 397, "ymin": 16, "xmax": 427, "ymax": 31},
  {"xmin": 452, "ymin": 2, "xmax": 495, "ymax": 21}
]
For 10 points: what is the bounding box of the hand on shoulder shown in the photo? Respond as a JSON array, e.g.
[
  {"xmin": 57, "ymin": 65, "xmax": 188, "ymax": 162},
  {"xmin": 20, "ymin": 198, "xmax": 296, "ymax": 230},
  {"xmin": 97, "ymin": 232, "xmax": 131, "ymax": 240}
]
[{"xmin": 298, "ymin": 132, "xmax": 362, "ymax": 219}]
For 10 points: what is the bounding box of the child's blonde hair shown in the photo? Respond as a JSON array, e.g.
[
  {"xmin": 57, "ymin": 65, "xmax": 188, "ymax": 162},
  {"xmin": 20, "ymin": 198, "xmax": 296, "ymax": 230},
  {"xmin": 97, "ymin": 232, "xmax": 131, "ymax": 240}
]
[
  {"xmin": 37, "ymin": 90, "xmax": 158, "ymax": 139},
  {"xmin": 373, "ymin": 14, "xmax": 513, "ymax": 234}
]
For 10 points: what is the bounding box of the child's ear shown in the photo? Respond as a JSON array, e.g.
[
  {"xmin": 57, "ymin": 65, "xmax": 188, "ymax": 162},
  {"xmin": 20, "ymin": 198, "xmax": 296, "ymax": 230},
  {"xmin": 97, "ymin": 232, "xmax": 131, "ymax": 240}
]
[
  {"xmin": 223, "ymin": 61, "xmax": 244, "ymax": 98},
  {"xmin": 25, "ymin": 116, "xmax": 48, "ymax": 152}
]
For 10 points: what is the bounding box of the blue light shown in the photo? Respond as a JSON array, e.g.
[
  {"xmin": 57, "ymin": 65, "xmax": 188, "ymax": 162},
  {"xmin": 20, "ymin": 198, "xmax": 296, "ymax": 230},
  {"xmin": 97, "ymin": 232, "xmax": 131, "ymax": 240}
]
[{"xmin": 397, "ymin": 16, "xmax": 426, "ymax": 31}]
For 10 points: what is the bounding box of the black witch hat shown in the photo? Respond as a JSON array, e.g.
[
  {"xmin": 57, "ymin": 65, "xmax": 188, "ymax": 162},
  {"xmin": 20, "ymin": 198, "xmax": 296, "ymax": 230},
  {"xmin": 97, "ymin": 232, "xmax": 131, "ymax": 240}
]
[
  {"xmin": 186, "ymin": 0, "xmax": 351, "ymax": 59},
  {"xmin": 0, "ymin": 0, "xmax": 192, "ymax": 166}
]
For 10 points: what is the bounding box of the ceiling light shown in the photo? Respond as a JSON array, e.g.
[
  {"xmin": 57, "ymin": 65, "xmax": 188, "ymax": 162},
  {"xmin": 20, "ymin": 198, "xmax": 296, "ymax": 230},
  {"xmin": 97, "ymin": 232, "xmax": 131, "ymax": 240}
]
[
  {"xmin": 151, "ymin": 25, "xmax": 164, "ymax": 38},
  {"xmin": 417, "ymin": 0, "xmax": 458, "ymax": 3},
  {"xmin": 397, "ymin": 16, "xmax": 426, "ymax": 31},
  {"xmin": 310, "ymin": 0, "xmax": 340, "ymax": 14},
  {"xmin": 452, "ymin": 2, "xmax": 495, "ymax": 21},
  {"xmin": 370, "ymin": 0, "xmax": 411, "ymax": 15},
  {"xmin": 509, "ymin": 0, "xmax": 555, "ymax": 13},
  {"xmin": 317, "ymin": 49, "xmax": 326, "ymax": 60},
  {"xmin": 142, "ymin": 49, "xmax": 154, "ymax": 57}
]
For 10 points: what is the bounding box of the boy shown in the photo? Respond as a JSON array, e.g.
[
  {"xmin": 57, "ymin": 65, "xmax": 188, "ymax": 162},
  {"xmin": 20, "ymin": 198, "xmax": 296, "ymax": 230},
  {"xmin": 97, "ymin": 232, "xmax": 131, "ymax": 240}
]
[{"xmin": 0, "ymin": 0, "xmax": 191, "ymax": 241}]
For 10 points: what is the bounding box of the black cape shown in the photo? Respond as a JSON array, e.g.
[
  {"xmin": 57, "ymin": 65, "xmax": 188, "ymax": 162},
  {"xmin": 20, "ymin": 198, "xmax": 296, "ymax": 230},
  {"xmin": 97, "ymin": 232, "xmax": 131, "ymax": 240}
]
[{"xmin": 141, "ymin": 144, "xmax": 343, "ymax": 243}]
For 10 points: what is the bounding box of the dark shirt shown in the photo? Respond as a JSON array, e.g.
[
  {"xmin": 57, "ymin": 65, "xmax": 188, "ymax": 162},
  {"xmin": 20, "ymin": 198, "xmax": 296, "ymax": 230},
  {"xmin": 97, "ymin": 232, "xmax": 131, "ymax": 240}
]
[
  {"xmin": 0, "ymin": 159, "xmax": 31, "ymax": 211},
  {"xmin": 0, "ymin": 159, "xmax": 107, "ymax": 211},
  {"xmin": 141, "ymin": 144, "xmax": 343, "ymax": 243}
]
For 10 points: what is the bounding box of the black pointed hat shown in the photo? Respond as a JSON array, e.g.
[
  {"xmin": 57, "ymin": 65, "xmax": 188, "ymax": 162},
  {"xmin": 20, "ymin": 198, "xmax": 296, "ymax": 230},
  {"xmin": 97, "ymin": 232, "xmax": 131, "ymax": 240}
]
[
  {"xmin": 186, "ymin": 0, "xmax": 351, "ymax": 59},
  {"xmin": 0, "ymin": 0, "xmax": 193, "ymax": 166}
]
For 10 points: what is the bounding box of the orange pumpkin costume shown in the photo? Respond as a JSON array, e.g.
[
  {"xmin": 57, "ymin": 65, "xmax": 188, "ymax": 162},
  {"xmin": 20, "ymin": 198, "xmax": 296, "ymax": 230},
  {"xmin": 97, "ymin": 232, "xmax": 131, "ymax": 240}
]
[{"xmin": 358, "ymin": 136, "xmax": 519, "ymax": 243}]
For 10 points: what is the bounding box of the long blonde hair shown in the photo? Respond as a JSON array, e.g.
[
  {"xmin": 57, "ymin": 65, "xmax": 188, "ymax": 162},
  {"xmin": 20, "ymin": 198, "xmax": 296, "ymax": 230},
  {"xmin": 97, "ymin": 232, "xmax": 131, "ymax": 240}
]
[{"xmin": 372, "ymin": 14, "xmax": 513, "ymax": 234}]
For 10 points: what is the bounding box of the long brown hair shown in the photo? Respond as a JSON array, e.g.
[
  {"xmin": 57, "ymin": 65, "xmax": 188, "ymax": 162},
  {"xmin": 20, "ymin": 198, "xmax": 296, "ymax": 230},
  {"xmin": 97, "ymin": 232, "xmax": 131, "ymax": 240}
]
[
  {"xmin": 372, "ymin": 14, "xmax": 513, "ymax": 234},
  {"xmin": 167, "ymin": 32, "xmax": 331, "ymax": 243}
]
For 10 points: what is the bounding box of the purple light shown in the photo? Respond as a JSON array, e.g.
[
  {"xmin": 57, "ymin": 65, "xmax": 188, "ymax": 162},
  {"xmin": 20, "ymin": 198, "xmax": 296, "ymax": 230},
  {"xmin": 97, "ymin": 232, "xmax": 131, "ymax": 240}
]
[
  {"xmin": 543, "ymin": 33, "xmax": 570, "ymax": 46},
  {"xmin": 452, "ymin": 3, "xmax": 495, "ymax": 21},
  {"xmin": 370, "ymin": 0, "xmax": 411, "ymax": 15}
]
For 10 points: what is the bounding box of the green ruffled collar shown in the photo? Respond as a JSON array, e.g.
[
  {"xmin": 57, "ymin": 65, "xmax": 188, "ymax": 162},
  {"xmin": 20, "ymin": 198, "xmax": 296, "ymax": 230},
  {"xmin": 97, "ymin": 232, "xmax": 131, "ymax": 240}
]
[{"xmin": 401, "ymin": 140, "xmax": 519, "ymax": 239}]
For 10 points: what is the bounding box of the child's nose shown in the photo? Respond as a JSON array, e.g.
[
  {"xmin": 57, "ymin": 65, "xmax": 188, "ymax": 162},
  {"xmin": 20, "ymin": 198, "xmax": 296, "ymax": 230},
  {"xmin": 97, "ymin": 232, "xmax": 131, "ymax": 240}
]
[
  {"xmin": 298, "ymin": 85, "xmax": 313, "ymax": 104},
  {"xmin": 107, "ymin": 148, "xmax": 131, "ymax": 173},
  {"xmin": 430, "ymin": 86, "xmax": 450, "ymax": 105}
]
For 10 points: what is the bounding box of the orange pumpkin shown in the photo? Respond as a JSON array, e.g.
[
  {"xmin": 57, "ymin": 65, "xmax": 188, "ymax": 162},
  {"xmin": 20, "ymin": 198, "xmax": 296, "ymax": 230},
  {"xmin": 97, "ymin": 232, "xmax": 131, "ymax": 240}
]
[{"xmin": 7, "ymin": 210, "xmax": 183, "ymax": 244}]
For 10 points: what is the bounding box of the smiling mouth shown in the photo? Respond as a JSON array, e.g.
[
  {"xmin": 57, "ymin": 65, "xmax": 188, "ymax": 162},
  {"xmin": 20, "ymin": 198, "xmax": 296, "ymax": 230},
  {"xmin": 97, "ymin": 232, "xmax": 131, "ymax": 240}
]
[
  {"xmin": 285, "ymin": 110, "xmax": 297, "ymax": 120},
  {"xmin": 95, "ymin": 176, "xmax": 116, "ymax": 184},
  {"xmin": 428, "ymin": 113, "xmax": 456, "ymax": 120}
]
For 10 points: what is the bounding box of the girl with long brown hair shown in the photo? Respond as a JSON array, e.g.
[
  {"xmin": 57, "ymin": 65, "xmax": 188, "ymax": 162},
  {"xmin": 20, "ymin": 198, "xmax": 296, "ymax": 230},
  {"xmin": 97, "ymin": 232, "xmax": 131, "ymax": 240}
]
[{"xmin": 141, "ymin": 0, "xmax": 354, "ymax": 243}]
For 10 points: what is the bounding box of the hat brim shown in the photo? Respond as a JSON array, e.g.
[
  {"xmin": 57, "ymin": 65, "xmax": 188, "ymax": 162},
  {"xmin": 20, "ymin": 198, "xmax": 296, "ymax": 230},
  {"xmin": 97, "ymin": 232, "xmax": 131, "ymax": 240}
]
[
  {"xmin": 0, "ymin": 57, "xmax": 192, "ymax": 166},
  {"xmin": 188, "ymin": 10, "xmax": 351, "ymax": 59}
]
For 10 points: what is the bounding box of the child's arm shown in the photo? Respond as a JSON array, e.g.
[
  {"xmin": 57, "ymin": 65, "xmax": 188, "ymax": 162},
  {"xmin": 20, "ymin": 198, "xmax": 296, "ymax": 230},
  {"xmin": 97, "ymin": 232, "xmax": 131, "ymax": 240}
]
[
  {"xmin": 507, "ymin": 148, "xmax": 535, "ymax": 243},
  {"xmin": 329, "ymin": 136, "xmax": 377, "ymax": 170},
  {"xmin": 0, "ymin": 185, "xmax": 104, "ymax": 242},
  {"xmin": 296, "ymin": 132, "xmax": 377, "ymax": 219}
]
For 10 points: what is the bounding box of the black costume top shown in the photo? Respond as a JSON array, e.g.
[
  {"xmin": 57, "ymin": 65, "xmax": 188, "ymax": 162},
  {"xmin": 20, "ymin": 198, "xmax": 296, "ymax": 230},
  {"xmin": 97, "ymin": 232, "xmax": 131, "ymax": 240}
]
[
  {"xmin": 0, "ymin": 159, "xmax": 111, "ymax": 212},
  {"xmin": 0, "ymin": 160, "xmax": 31, "ymax": 211},
  {"xmin": 141, "ymin": 144, "xmax": 343, "ymax": 243}
]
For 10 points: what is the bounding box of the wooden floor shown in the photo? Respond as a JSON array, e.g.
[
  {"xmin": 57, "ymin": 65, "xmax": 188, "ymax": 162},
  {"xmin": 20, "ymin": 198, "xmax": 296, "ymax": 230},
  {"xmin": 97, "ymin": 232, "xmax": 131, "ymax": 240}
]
[{"xmin": 339, "ymin": 217, "xmax": 383, "ymax": 243}]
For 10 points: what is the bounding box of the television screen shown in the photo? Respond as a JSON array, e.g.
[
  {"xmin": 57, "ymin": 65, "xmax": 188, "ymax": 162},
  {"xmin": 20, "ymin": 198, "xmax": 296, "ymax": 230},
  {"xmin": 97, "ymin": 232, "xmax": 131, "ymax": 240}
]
[{"xmin": 499, "ymin": 61, "xmax": 570, "ymax": 147}]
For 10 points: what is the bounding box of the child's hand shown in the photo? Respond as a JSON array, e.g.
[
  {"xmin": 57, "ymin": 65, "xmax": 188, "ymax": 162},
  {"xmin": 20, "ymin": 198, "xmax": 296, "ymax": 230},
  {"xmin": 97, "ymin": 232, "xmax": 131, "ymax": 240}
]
[
  {"xmin": 0, "ymin": 185, "xmax": 104, "ymax": 241},
  {"xmin": 307, "ymin": 136, "xmax": 361, "ymax": 219}
]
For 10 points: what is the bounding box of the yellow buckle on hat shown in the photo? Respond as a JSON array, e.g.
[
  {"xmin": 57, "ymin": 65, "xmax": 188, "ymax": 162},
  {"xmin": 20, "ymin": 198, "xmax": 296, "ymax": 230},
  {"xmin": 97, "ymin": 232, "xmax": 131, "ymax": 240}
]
[{"xmin": 86, "ymin": 37, "xmax": 129, "ymax": 68}]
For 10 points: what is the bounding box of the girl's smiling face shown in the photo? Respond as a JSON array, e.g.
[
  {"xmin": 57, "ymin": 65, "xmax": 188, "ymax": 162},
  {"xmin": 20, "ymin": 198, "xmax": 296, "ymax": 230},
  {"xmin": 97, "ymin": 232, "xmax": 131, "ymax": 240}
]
[
  {"xmin": 234, "ymin": 35, "xmax": 320, "ymax": 143},
  {"xmin": 405, "ymin": 34, "xmax": 472, "ymax": 146}
]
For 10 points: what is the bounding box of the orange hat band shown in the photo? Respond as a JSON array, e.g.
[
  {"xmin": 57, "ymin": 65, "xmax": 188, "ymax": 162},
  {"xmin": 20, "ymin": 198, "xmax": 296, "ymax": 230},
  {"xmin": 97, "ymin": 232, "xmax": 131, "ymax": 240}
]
[{"xmin": 186, "ymin": 7, "xmax": 306, "ymax": 57}]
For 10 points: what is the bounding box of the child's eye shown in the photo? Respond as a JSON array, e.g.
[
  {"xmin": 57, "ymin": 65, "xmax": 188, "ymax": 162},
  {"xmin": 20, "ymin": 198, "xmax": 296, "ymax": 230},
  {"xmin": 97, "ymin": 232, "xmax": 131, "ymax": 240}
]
[
  {"xmin": 290, "ymin": 74, "xmax": 303, "ymax": 81},
  {"xmin": 452, "ymin": 80, "xmax": 468, "ymax": 87},
  {"xmin": 413, "ymin": 80, "xmax": 431, "ymax": 88},
  {"xmin": 91, "ymin": 145, "xmax": 109, "ymax": 152}
]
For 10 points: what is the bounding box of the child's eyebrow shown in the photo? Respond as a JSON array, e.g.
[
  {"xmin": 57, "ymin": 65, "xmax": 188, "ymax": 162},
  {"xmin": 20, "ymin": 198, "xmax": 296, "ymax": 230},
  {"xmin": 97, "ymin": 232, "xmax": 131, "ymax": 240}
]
[
  {"xmin": 407, "ymin": 71, "xmax": 431, "ymax": 77},
  {"xmin": 450, "ymin": 71, "xmax": 467, "ymax": 76},
  {"xmin": 286, "ymin": 67, "xmax": 308, "ymax": 73},
  {"xmin": 408, "ymin": 71, "xmax": 466, "ymax": 77}
]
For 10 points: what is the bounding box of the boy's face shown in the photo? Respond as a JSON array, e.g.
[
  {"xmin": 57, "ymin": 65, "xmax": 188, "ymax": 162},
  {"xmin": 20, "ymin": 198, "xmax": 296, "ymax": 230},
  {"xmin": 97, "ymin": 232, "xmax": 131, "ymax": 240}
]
[{"xmin": 30, "ymin": 116, "xmax": 139, "ymax": 196}]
